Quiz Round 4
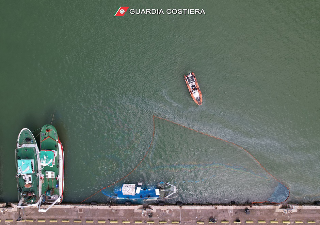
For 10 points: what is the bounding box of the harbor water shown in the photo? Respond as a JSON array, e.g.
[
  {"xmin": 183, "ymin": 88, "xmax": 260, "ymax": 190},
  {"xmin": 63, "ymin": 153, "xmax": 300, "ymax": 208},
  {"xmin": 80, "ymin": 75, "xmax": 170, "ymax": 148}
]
[{"xmin": 0, "ymin": 1, "xmax": 320, "ymax": 204}]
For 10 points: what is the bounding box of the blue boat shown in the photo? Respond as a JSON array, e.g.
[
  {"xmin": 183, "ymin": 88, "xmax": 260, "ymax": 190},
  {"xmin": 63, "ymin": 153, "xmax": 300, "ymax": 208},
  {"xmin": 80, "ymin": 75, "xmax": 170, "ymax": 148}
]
[{"xmin": 103, "ymin": 182, "xmax": 176, "ymax": 201}]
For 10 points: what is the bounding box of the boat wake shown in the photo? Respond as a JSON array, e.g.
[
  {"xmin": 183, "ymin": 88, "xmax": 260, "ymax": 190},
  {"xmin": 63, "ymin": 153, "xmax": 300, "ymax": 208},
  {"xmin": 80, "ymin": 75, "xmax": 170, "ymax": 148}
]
[{"xmin": 162, "ymin": 89, "xmax": 182, "ymax": 108}]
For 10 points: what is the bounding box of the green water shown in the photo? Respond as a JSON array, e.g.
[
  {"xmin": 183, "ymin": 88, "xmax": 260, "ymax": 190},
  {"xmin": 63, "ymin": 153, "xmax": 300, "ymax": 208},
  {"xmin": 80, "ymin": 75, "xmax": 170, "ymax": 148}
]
[{"xmin": 1, "ymin": 1, "xmax": 320, "ymax": 204}]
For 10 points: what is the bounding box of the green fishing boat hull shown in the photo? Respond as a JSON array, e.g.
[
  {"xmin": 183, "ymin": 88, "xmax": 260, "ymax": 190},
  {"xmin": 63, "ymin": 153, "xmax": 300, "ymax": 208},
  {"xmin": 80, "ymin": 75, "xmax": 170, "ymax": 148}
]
[
  {"xmin": 39, "ymin": 124, "xmax": 64, "ymax": 205},
  {"xmin": 15, "ymin": 128, "xmax": 40, "ymax": 206}
]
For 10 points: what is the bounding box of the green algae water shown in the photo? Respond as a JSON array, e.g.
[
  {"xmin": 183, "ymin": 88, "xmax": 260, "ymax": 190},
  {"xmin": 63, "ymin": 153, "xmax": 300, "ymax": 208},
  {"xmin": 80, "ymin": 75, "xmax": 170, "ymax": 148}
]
[{"xmin": 1, "ymin": 1, "xmax": 320, "ymax": 204}]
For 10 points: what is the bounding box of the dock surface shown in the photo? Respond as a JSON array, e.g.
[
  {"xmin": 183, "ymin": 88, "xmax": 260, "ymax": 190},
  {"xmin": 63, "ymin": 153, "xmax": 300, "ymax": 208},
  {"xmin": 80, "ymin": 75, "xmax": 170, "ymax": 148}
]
[{"xmin": 1, "ymin": 204, "xmax": 320, "ymax": 225}]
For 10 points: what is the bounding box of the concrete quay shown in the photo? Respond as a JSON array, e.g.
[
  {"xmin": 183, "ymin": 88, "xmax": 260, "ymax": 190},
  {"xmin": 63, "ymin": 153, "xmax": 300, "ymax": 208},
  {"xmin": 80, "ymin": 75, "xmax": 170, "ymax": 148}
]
[{"xmin": 1, "ymin": 203, "xmax": 320, "ymax": 225}]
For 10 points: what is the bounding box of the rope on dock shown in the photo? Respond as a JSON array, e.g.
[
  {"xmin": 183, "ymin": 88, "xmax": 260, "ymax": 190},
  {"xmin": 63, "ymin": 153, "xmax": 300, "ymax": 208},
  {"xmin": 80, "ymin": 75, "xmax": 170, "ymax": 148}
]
[{"xmin": 81, "ymin": 115, "xmax": 290, "ymax": 204}]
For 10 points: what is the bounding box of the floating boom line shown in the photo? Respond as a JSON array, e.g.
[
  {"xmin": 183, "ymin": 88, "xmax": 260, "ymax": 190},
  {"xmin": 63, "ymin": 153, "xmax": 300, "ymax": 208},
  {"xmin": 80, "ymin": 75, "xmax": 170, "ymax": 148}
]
[{"xmin": 81, "ymin": 115, "xmax": 290, "ymax": 204}]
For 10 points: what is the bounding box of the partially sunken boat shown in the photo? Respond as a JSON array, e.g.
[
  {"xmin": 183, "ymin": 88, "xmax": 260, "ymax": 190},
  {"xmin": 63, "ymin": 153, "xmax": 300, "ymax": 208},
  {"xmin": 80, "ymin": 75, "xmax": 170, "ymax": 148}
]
[
  {"xmin": 15, "ymin": 128, "xmax": 40, "ymax": 207},
  {"xmin": 103, "ymin": 182, "xmax": 176, "ymax": 202},
  {"xmin": 38, "ymin": 124, "xmax": 64, "ymax": 212},
  {"xmin": 184, "ymin": 72, "xmax": 203, "ymax": 105}
]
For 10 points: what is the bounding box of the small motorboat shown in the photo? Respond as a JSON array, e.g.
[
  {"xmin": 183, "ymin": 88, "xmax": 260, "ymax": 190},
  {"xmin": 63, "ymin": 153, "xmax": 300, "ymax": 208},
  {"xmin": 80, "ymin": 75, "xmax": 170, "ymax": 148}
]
[{"xmin": 184, "ymin": 72, "xmax": 202, "ymax": 105}]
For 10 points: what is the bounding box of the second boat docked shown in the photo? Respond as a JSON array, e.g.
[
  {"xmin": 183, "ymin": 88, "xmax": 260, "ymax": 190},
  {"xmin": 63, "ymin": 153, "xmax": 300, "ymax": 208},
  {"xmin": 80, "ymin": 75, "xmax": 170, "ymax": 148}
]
[{"xmin": 38, "ymin": 124, "xmax": 64, "ymax": 212}]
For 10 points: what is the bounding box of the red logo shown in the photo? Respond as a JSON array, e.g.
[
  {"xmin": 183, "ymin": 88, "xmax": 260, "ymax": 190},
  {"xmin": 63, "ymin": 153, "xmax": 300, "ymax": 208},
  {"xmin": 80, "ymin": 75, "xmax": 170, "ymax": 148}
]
[{"xmin": 114, "ymin": 7, "xmax": 129, "ymax": 16}]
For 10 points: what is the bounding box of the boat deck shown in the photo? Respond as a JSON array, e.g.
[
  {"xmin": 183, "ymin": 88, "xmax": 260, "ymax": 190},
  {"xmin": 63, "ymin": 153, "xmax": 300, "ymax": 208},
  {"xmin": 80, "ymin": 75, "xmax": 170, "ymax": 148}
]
[
  {"xmin": 40, "ymin": 149, "xmax": 60, "ymax": 200},
  {"xmin": 15, "ymin": 147, "xmax": 39, "ymax": 204}
]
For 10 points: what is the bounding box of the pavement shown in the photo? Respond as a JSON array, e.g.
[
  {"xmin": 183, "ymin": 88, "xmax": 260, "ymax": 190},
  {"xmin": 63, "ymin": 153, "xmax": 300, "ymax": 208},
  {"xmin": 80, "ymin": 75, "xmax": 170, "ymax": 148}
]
[{"xmin": 1, "ymin": 203, "xmax": 320, "ymax": 225}]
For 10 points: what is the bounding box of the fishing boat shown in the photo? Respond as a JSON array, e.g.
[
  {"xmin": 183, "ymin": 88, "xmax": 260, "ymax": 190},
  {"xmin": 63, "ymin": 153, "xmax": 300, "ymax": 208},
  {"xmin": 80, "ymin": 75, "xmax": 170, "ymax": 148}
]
[
  {"xmin": 103, "ymin": 182, "xmax": 176, "ymax": 201},
  {"xmin": 15, "ymin": 128, "xmax": 40, "ymax": 207},
  {"xmin": 38, "ymin": 124, "xmax": 64, "ymax": 212},
  {"xmin": 184, "ymin": 72, "xmax": 203, "ymax": 105}
]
